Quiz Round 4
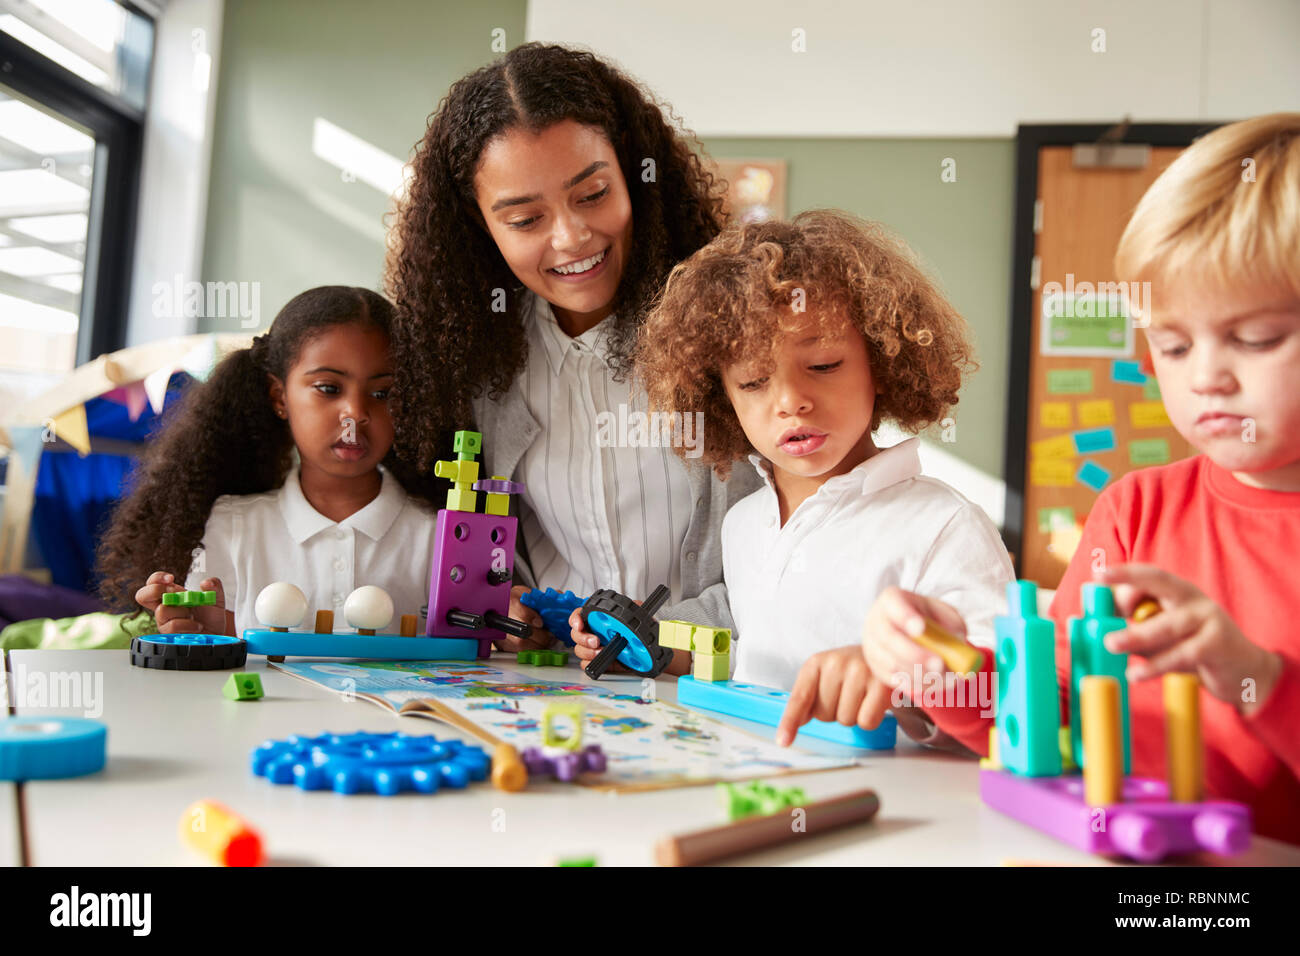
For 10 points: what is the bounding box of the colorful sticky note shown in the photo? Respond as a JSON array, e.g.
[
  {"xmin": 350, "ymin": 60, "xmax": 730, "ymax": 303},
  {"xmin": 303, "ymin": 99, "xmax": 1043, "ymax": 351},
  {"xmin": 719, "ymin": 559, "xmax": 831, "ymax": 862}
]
[
  {"xmin": 1072, "ymin": 427, "xmax": 1117, "ymax": 454},
  {"xmin": 1038, "ymin": 506, "xmax": 1077, "ymax": 533},
  {"xmin": 1076, "ymin": 460, "xmax": 1111, "ymax": 492},
  {"xmin": 1130, "ymin": 401, "xmax": 1172, "ymax": 428},
  {"xmin": 1031, "ymin": 459, "xmax": 1075, "ymax": 487},
  {"xmin": 1032, "ymin": 434, "xmax": 1077, "ymax": 460},
  {"xmin": 1111, "ymin": 360, "xmax": 1147, "ymax": 385},
  {"xmin": 1128, "ymin": 438, "xmax": 1171, "ymax": 466},
  {"xmin": 1047, "ymin": 369, "xmax": 1094, "ymax": 394},
  {"xmin": 1142, "ymin": 377, "xmax": 1162, "ymax": 400},
  {"xmin": 1077, "ymin": 399, "xmax": 1115, "ymax": 427},
  {"xmin": 1040, "ymin": 402, "xmax": 1072, "ymax": 428}
]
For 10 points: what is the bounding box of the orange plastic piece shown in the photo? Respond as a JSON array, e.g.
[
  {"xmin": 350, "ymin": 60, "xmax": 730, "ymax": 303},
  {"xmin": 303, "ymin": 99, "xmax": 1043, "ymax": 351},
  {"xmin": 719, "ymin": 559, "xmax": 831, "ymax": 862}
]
[
  {"xmin": 1164, "ymin": 673, "xmax": 1204, "ymax": 802},
  {"xmin": 1081, "ymin": 676, "xmax": 1122, "ymax": 806},
  {"xmin": 179, "ymin": 800, "xmax": 264, "ymax": 867}
]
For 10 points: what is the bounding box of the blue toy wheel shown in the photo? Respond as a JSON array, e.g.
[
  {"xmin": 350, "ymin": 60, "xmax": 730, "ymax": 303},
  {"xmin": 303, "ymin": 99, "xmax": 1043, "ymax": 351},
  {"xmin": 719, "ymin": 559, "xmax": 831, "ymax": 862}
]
[
  {"xmin": 586, "ymin": 610, "xmax": 653, "ymax": 672},
  {"xmin": 130, "ymin": 634, "xmax": 247, "ymax": 671}
]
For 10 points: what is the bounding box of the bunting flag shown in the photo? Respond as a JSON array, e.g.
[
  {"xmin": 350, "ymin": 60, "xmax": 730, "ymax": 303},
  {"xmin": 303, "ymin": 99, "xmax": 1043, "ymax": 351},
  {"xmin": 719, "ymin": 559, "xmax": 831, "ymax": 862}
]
[
  {"xmin": 178, "ymin": 334, "xmax": 220, "ymax": 382},
  {"xmin": 6, "ymin": 424, "xmax": 48, "ymax": 480},
  {"xmin": 102, "ymin": 380, "xmax": 150, "ymax": 421},
  {"xmin": 50, "ymin": 405, "xmax": 91, "ymax": 456},
  {"xmin": 143, "ymin": 363, "xmax": 175, "ymax": 416}
]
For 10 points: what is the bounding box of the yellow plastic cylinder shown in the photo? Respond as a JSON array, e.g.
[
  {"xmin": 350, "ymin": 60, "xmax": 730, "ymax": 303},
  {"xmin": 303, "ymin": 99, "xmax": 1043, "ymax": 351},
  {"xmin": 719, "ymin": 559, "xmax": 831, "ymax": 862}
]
[
  {"xmin": 1081, "ymin": 676, "xmax": 1122, "ymax": 806},
  {"xmin": 179, "ymin": 800, "xmax": 264, "ymax": 867},
  {"xmin": 913, "ymin": 620, "xmax": 984, "ymax": 675},
  {"xmin": 1164, "ymin": 673, "xmax": 1204, "ymax": 802}
]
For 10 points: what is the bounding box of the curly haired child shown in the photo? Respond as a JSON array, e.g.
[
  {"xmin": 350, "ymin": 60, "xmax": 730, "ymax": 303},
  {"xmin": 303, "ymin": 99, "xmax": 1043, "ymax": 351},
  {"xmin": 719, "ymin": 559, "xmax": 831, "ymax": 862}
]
[
  {"xmin": 96, "ymin": 286, "xmax": 450, "ymax": 640},
  {"xmin": 630, "ymin": 209, "xmax": 1015, "ymax": 746}
]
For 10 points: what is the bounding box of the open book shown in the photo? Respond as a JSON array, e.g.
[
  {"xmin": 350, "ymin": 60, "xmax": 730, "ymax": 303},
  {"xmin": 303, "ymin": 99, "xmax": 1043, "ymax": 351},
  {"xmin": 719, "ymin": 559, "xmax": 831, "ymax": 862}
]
[{"xmin": 271, "ymin": 659, "xmax": 855, "ymax": 792}]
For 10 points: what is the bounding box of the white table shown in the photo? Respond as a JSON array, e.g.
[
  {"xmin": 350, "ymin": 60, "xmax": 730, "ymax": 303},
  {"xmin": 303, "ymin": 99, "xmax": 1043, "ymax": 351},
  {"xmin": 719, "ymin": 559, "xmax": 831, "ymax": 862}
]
[{"xmin": 9, "ymin": 649, "xmax": 1300, "ymax": 866}]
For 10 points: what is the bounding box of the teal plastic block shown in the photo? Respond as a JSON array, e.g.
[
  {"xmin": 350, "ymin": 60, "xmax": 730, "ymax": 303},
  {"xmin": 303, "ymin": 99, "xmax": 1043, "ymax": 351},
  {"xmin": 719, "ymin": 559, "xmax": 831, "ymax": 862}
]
[
  {"xmin": 676, "ymin": 676, "xmax": 896, "ymax": 750},
  {"xmin": 1068, "ymin": 583, "xmax": 1131, "ymax": 773},
  {"xmin": 242, "ymin": 630, "xmax": 479, "ymax": 661},
  {"xmin": 994, "ymin": 580, "xmax": 1061, "ymax": 777}
]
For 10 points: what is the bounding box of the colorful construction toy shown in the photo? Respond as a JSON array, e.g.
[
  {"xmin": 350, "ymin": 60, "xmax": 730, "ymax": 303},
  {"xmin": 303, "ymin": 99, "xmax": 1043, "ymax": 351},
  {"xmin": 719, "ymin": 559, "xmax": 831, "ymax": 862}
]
[
  {"xmin": 676, "ymin": 676, "xmax": 898, "ymax": 750},
  {"xmin": 912, "ymin": 619, "xmax": 984, "ymax": 675},
  {"xmin": 251, "ymin": 731, "xmax": 490, "ymax": 795},
  {"xmin": 520, "ymin": 744, "xmax": 607, "ymax": 782},
  {"xmin": 993, "ymin": 580, "xmax": 1060, "ymax": 776},
  {"xmin": 980, "ymin": 580, "xmax": 1251, "ymax": 862},
  {"xmin": 0, "ymin": 716, "xmax": 107, "ymax": 780},
  {"xmin": 661, "ymin": 619, "xmax": 732, "ymax": 681},
  {"xmin": 179, "ymin": 799, "xmax": 264, "ymax": 867},
  {"xmin": 517, "ymin": 649, "xmax": 569, "ymax": 667},
  {"xmin": 717, "ymin": 780, "xmax": 808, "ymax": 821},
  {"xmin": 519, "ymin": 587, "xmax": 585, "ymax": 646},
  {"xmin": 162, "ymin": 589, "xmax": 216, "ymax": 607},
  {"xmin": 130, "ymin": 633, "xmax": 247, "ymax": 671},
  {"xmin": 581, "ymin": 584, "xmax": 674, "ymax": 679},
  {"xmin": 241, "ymin": 583, "xmax": 478, "ymax": 661},
  {"xmin": 222, "ymin": 672, "xmax": 263, "ymax": 700},
  {"xmin": 426, "ymin": 430, "xmax": 535, "ymax": 658},
  {"xmin": 542, "ymin": 701, "xmax": 584, "ymax": 750}
]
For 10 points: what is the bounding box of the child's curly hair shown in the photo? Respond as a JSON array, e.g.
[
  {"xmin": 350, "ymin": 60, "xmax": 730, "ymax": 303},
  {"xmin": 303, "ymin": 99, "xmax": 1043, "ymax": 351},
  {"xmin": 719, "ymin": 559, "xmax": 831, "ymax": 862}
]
[
  {"xmin": 95, "ymin": 286, "xmax": 443, "ymax": 614},
  {"xmin": 635, "ymin": 209, "xmax": 976, "ymax": 477},
  {"xmin": 384, "ymin": 42, "xmax": 727, "ymax": 472}
]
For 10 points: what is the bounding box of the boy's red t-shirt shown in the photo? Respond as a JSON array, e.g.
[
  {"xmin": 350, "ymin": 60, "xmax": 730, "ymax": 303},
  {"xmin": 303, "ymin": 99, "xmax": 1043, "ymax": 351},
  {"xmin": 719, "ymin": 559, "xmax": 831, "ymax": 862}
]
[{"xmin": 923, "ymin": 455, "xmax": 1300, "ymax": 846}]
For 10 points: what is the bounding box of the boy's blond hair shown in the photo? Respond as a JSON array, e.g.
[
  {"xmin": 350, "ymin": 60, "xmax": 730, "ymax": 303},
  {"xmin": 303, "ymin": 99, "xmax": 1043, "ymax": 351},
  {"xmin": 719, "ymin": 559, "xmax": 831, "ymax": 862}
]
[{"xmin": 1115, "ymin": 113, "xmax": 1300, "ymax": 297}]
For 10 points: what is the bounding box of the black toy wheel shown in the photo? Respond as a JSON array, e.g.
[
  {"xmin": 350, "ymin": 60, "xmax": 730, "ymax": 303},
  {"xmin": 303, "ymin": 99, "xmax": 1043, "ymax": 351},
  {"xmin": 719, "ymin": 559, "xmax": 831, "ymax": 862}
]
[
  {"xmin": 130, "ymin": 634, "xmax": 248, "ymax": 671},
  {"xmin": 581, "ymin": 586, "xmax": 672, "ymax": 679}
]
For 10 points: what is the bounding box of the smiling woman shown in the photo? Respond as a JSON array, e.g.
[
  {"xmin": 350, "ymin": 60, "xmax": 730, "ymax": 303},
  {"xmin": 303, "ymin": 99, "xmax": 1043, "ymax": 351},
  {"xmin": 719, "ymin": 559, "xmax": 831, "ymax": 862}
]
[{"xmin": 385, "ymin": 43, "xmax": 762, "ymax": 660}]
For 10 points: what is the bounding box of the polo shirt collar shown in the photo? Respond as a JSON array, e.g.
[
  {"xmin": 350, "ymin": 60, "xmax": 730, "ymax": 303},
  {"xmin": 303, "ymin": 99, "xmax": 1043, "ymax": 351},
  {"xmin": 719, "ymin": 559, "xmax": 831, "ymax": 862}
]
[
  {"xmin": 747, "ymin": 436, "xmax": 923, "ymax": 499},
  {"xmin": 278, "ymin": 467, "xmax": 406, "ymax": 544}
]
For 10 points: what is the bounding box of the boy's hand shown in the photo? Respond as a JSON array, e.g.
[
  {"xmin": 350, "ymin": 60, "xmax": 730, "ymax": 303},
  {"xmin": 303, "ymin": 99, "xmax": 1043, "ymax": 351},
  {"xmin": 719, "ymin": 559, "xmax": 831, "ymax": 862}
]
[
  {"xmin": 493, "ymin": 585, "xmax": 556, "ymax": 653},
  {"xmin": 861, "ymin": 586, "xmax": 975, "ymax": 700},
  {"xmin": 570, "ymin": 606, "xmax": 632, "ymax": 675},
  {"xmin": 1100, "ymin": 565, "xmax": 1283, "ymax": 715},
  {"xmin": 140, "ymin": 573, "xmax": 230, "ymax": 635},
  {"xmin": 776, "ymin": 645, "xmax": 891, "ymax": 747}
]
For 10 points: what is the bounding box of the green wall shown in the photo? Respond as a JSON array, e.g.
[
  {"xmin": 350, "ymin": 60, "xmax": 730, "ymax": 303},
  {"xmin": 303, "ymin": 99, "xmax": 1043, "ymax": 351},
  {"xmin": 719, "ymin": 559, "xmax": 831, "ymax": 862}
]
[
  {"xmin": 201, "ymin": 2, "xmax": 1013, "ymax": 478},
  {"xmin": 700, "ymin": 137, "xmax": 1015, "ymax": 478},
  {"xmin": 202, "ymin": 0, "xmax": 529, "ymax": 325}
]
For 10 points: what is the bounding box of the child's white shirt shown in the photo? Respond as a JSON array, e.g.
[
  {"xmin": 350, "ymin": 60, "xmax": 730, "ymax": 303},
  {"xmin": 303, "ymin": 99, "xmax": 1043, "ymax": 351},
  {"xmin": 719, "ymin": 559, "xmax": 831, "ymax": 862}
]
[
  {"xmin": 723, "ymin": 438, "xmax": 1014, "ymax": 690},
  {"xmin": 185, "ymin": 467, "xmax": 438, "ymax": 636}
]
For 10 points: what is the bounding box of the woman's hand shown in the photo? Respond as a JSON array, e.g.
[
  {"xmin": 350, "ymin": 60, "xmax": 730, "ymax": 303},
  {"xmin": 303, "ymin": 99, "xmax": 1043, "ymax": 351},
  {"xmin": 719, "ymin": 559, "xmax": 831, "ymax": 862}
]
[{"xmin": 493, "ymin": 584, "xmax": 556, "ymax": 653}]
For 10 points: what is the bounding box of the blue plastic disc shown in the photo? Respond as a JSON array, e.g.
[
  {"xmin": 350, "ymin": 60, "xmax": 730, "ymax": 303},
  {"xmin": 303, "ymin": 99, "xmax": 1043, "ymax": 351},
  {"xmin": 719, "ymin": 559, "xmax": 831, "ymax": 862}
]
[
  {"xmin": 135, "ymin": 634, "xmax": 242, "ymax": 646},
  {"xmin": 0, "ymin": 717, "xmax": 107, "ymax": 780},
  {"xmin": 586, "ymin": 610, "xmax": 653, "ymax": 672}
]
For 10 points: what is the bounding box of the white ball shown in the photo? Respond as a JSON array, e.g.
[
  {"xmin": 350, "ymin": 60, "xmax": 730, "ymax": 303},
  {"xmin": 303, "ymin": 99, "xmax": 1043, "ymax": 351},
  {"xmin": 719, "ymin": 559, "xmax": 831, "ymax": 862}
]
[
  {"xmin": 254, "ymin": 582, "xmax": 307, "ymax": 629},
  {"xmin": 344, "ymin": 585, "xmax": 394, "ymax": 631}
]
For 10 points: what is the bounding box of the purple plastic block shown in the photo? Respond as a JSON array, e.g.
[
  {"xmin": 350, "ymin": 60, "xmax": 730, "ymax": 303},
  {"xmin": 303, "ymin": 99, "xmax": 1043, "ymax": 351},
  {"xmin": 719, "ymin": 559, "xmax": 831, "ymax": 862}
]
[
  {"xmin": 980, "ymin": 769, "xmax": 1251, "ymax": 862},
  {"xmin": 520, "ymin": 744, "xmax": 606, "ymax": 782},
  {"xmin": 473, "ymin": 478, "xmax": 525, "ymax": 495},
  {"xmin": 427, "ymin": 510, "xmax": 518, "ymax": 658}
]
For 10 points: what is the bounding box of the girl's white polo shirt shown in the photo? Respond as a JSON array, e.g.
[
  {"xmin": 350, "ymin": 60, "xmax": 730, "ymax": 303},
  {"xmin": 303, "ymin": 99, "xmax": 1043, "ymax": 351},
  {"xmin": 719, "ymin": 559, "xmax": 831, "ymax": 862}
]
[
  {"xmin": 723, "ymin": 438, "xmax": 1014, "ymax": 691},
  {"xmin": 185, "ymin": 466, "xmax": 438, "ymax": 636}
]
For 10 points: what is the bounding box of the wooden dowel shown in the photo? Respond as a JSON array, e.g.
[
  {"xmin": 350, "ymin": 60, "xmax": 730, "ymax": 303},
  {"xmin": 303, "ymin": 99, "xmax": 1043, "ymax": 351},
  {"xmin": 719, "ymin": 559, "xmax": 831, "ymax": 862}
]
[{"xmin": 654, "ymin": 788, "xmax": 880, "ymax": 866}]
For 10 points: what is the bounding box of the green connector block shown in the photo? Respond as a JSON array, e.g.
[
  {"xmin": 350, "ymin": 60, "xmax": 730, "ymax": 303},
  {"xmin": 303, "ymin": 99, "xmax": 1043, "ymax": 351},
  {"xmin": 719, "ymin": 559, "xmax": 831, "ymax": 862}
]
[
  {"xmin": 445, "ymin": 487, "xmax": 479, "ymax": 512},
  {"xmin": 517, "ymin": 649, "xmax": 569, "ymax": 667},
  {"xmin": 993, "ymin": 580, "xmax": 1061, "ymax": 777},
  {"xmin": 434, "ymin": 458, "xmax": 480, "ymax": 485},
  {"xmin": 543, "ymin": 701, "xmax": 583, "ymax": 750},
  {"xmin": 556, "ymin": 856, "xmax": 597, "ymax": 867},
  {"xmin": 162, "ymin": 590, "xmax": 217, "ymax": 607},
  {"xmin": 452, "ymin": 430, "xmax": 482, "ymax": 457},
  {"xmin": 222, "ymin": 672, "xmax": 263, "ymax": 700},
  {"xmin": 692, "ymin": 651, "xmax": 729, "ymax": 681},
  {"xmin": 484, "ymin": 494, "xmax": 510, "ymax": 516},
  {"xmin": 1069, "ymin": 582, "xmax": 1131, "ymax": 773},
  {"xmin": 717, "ymin": 781, "xmax": 807, "ymax": 821},
  {"xmin": 690, "ymin": 625, "xmax": 731, "ymax": 654}
]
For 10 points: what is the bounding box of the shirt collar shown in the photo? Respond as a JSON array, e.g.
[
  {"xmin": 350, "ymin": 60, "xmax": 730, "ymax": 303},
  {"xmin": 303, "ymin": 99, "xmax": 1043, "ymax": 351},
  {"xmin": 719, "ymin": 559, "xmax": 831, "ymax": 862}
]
[
  {"xmin": 746, "ymin": 436, "xmax": 923, "ymax": 500},
  {"xmin": 278, "ymin": 467, "xmax": 407, "ymax": 544},
  {"xmin": 526, "ymin": 291, "xmax": 613, "ymax": 375}
]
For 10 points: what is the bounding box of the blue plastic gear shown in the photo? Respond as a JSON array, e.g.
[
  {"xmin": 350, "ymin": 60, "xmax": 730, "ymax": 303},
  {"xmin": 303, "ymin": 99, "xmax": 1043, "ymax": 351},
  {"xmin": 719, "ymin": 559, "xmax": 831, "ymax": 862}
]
[
  {"xmin": 519, "ymin": 587, "xmax": 586, "ymax": 646},
  {"xmin": 250, "ymin": 731, "xmax": 489, "ymax": 795}
]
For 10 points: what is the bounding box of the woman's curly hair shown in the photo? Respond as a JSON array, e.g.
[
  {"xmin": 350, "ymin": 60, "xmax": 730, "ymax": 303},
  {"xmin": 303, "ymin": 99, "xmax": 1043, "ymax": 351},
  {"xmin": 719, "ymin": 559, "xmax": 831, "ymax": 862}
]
[
  {"xmin": 635, "ymin": 209, "xmax": 977, "ymax": 477},
  {"xmin": 95, "ymin": 286, "xmax": 443, "ymax": 615},
  {"xmin": 384, "ymin": 42, "xmax": 727, "ymax": 472}
]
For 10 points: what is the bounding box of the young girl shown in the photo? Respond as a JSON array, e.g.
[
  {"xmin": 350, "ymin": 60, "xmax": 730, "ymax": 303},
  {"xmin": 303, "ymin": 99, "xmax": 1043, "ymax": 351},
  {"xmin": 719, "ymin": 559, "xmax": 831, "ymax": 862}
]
[
  {"xmin": 602, "ymin": 210, "xmax": 1014, "ymax": 744},
  {"xmin": 96, "ymin": 286, "xmax": 449, "ymax": 638}
]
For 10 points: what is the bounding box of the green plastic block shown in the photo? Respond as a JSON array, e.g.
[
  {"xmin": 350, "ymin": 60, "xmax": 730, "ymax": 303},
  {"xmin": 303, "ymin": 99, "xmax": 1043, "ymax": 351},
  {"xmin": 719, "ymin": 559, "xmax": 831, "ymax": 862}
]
[
  {"xmin": 1069, "ymin": 583, "xmax": 1131, "ymax": 773},
  {"xmin": 434, "ymin": 459, "xmax": 480, "ymax": 485},
  {"xmin": 484, "ymin": 493, "xmax": 510, "ymax": 516},
  {"xmin": 993, "ymin": 580, "xmax": 1061, "ymax": 777},
  {"xmin": 517, "ymin": 649, "xmax": 569, "ymax": 667},
  {"xmin": 543, "ymin": 701, "xmax": 583, "ymax": 750},
  {"xmin": 445, "ymin": 487, "xmax": 479, "ymax": 512},
  {"xmin": 222, "ymin": 672, "xmax": 263, "ymax": 701},
  {"xmin": 162, "ymin": 590, "xmax": 216, "ymax": 607},
  {"xmin": 657, "ymin": 620, "xmax": 690, "ymax": 650},
  {"xmin": 690, "ymin": 625, "xmax": 731, "ymax": 654},
  {"xmin": 692, "ymin": 651, "xmax": 729, "ymax": 681},
  {"xmin": 556, "ymin": 856, "xmax": 597, "ymax": 866},
  {"xmin": 453, "ymin": 430, "xmax": 482, "ymax": 457},
  {"xmin": 718, "ymin": 781, "xmax": 806, "ymax": 821}
]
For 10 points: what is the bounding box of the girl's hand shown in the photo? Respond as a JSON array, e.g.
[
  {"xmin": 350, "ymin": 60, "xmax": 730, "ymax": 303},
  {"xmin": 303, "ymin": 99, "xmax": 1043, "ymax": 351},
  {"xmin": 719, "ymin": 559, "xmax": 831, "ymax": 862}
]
[
  {"xmin": 776, "ymin": 645, "xmax": 891, "ymax": 747},
  {"xmin": 1100, "ymin": 565, "xmax": 1283, "ymax": 715},
  {"xmin": 493, "ymin": 585, "xmax": 556, "ymax": 653},
  {"xmin": 141, "ymin": 573, "xmax": 230, "ymax": 635},
  {"xmin": 860, "ymin": 586, "xmax": 974, "ymax": 709},
  {"xmin": 569, "ymin": 607, "xmax": 633, "ymax": 674}
]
